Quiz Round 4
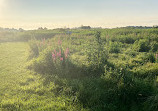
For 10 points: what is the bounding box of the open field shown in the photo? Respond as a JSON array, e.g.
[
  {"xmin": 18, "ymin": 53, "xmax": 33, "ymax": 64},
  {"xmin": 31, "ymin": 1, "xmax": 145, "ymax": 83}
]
[
  {"xmin": 0, "ymin": 28, "xmax": 158, "ymax": 111},
  {"xmin": 1, "ymin": 0, "xmax": 158, "ymax": 110},
  {"xmin": 0, "ymin": 42, "xmax": 84, "ymax": 111}
]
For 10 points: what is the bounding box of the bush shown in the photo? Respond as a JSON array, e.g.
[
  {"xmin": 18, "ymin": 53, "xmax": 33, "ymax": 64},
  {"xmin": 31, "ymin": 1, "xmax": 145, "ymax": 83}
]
[
  {"xmin": 29, "ymin": 39, "xmax": 85, "ymax": 78},
  {"xmin": 150, "ymin": 41, "xmax": 158, "ymax": 52},
  {"xmin": 86, "ymin": 31, "xmax": 108, "ymax": 74},
  {"xmin": 103, "ymin": 65, "xmax": 156, "ymax": 110},
  {"xmin": 125, "ymin": 49, "xmax": 138, "ymax": 57},
  {"xmin": 133, "ymin": 39, "xmax": 150, "ymax": 52},
  {"xmin": 31, "ymin": 47, "xmax": 67, "ymax": 74},
  {"xmin": 109, "ymin": 41, "xmax": 121, "ymax": 53},
  {"xmin": 28, "ymin": 40, "xmax": 39, "ymax": 59},
  {"xmin": 142, "ymin": 53, "xmax": 156, "ymax": 63},
  {"xmin": 119, "ymin": 36, "xmax": 136, "ymax": 44},
  {"xmin": 75, "ymin": 78, "xmax": 118, "ymax": 111},
  {"xmin": 72, "ymin": 66, "xmax": 156, "ymax": 111},
  {"xmin": 133, "ymin": 63, "xmax": 158, "ymax": 79},
  {"xmin": 144, "ymin": 94, "xmax": 158, "ymax": 111}
]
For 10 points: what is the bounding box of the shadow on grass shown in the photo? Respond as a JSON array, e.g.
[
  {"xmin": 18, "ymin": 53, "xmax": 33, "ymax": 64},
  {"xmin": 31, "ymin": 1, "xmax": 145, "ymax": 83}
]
[{"xmin": 28, "ymin": 58, "xmax": 157, "ymax": 111}]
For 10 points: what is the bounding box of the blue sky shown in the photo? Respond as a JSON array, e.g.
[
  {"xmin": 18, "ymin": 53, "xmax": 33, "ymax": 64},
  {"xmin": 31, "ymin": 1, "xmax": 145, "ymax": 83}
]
[{"xmin": 0, "ymin": 0, "xmax": 158, "ymax": 29}]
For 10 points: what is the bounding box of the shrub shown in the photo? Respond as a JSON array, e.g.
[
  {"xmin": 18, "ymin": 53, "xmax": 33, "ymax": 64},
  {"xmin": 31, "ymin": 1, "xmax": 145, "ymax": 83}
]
[
  {"xmin": 133, "ymin": 39, "xmax": 150, "ymax": 52},
  {"xmin": 142, "ymin": 53, "xmax": 156, "ymax": 63},
  {"xmin": 30, "ymin": 47, "xmax": 69, "ymax": 75},
  {"xmin": 29, "ymin": 39, "xmax": 85, "ymax": 78},
  {"xmin": 119, "ymin": 36, "xmax": 136, "ymax": 44},
  {"xmin": 28, "ymin": 38, "xmax": 54, "ymax": 59},
  {"xmin": 133, "ymin": 63, "xmax": 158, "ymax": 79},
  {"xmin": 30, "ymin": 48, "xmax": 53, "ymax": 74},
  {"xmin": 156, "ymin": 53, "xmax": 158, "ymax": 63},
  {"xmin": 150, "ymin": 41, "xmax": 158, "ymax": 52},
  {"xmin": 51, "ymin": 46, "xmax": 71, "ymax": 76},
  {"xmin": 144, "ymin": 94, "xmax": 158, "ymax": 111},
  {"xmin": 28, "ymin": 40, "xmax": 39, "ymax": 59},
  {"xmin": 76, "ymin": 78, "xmax": 118, "ymax": 111},
  {"xmin": 125, "ymin": 49, "xmax": 138, "ymax": 57},
  {"xmin": 109, "ymin": 41, "xmax": 121, "ymax": 53},
  {"xmin": 86, "ymin": 31, "xmax": 108, "ymax": 74},
  {"xmin": 103, "ymin": 65, "xmax": 156, "ymax": 110}
]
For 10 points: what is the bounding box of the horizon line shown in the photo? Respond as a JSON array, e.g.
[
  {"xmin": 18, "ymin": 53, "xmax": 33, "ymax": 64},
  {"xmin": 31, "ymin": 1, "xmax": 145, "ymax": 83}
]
[{"xmin": 0, "ymin": 25, "xmax": 157, "ymax": 31}]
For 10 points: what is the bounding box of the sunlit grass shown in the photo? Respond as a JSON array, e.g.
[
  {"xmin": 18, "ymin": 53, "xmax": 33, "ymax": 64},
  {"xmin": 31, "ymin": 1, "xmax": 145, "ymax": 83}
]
[
  {"xmin": 0, "ymin": 42, "xmax": 85, "ymax": 110},
  {"xmin": 0, "ymin": 28, "xmax": 158, "ymax": 110}
]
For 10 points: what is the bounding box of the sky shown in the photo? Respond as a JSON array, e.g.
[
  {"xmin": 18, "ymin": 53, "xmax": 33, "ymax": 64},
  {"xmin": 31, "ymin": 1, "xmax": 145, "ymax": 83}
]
[{"xmin": 0, "ymin": 0, "xmax": 158, "ymax": 30}]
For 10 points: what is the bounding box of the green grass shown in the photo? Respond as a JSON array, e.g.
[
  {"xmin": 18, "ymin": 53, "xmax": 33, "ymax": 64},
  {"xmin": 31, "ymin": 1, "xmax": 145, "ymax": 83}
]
[
  {"xmin": 0, "ymin": 42, "xmax": 86, "ymax": 111},
  {"xmin": 1, "ymin": 28, "xmax": 158, "ymax": 111},
  {"xmin": 0, "ymin": 42, "xmax": 30, "ymax": 94}
]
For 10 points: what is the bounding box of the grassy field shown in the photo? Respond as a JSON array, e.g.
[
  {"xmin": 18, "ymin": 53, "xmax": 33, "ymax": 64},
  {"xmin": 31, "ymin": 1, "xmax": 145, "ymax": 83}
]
[
  {"xmin": 0, "ymin": 42, "xmax": 31, "ymax": 99},
  {"xmin": 0, "ymin": 42, "xmax": 38, "ymax": 110},
  {"xmin": 0, "ymin": 28, "xmax": 158, "ymax": 111},
  {"xmin": 0, "ymin": 42, "xmax": 85, "ymax": 111}
]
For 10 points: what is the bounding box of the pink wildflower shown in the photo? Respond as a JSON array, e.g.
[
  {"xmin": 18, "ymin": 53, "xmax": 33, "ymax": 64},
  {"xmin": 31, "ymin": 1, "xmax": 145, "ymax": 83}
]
[
  {"xmin": 59, "ymin": 50, "xmax": 61, "ymax": 56},
  {"xmin": 66, "ymin": 48, "xmax": 69, "ymax": 53},
  {"xmin": 52, "ymin": 52, "xmax": 55, "ymax": 57},
  {"xmin": 57, "ymin": 52, "xmax": 59, "ymax": 57},
  {"xmin": 52, "ymin": 52, "xmax": 56, "ymax": 60},
  {"xmin": 156, "ymin": 53, "xmax": 158, "ymax": 59},
  {"xmin": 57, "ymin": 53, "xmax": 61, "ymax": 57},
  {"xmin": 56, "ymin": 50, "xmax": 61, "ymax": 57},
  {"xmin": 65, "ymin": 48, "xmax": 69, "ymax": 58},
  {"xmin": 60, "ymin": 57, "xmax": 63, "ymax": 61},
  {"xmin": 58, "ymin": 40, "xmax": 62, "ymax": 45}
]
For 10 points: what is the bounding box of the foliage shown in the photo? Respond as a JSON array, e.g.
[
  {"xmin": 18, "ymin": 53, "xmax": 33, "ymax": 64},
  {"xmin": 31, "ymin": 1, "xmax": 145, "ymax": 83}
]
[
  {"xmin": 109, "ymin": 41, "xmax": 121, "ymax": 53},
  {"xmin": 28, "ymin": 39, "xmax": 39, "ymax": 58},
  {"xmin": 86, "ymin": 31, "xmax": 108, "ymax": 74},
  {"xmin": 118, "ymin": 36, "xmax": 136, "ymax": 44},
  {"xmin": 133, "ymin": 39, "xmax": 150, "ymax": 52},
  {"xmin": 150, "ymin": 41, "xmax": 158, "ymax": 52},
  {"xmin": 1, "ymin": 28, "xmax": 158, "ymax": 111},
  {"xmin": 133, "ymin": 63, "xmax": 158, "ymax": 79},
  {"xmin": 144, "ymin": 94, "xmax": 158, "ymax": 111}
]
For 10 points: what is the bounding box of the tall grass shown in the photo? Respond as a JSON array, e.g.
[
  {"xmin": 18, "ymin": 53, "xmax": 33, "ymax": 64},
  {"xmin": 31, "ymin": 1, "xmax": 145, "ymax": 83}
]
[{"xmin": 25, "ymin": 28, "xmax": 158, "ymax": 110}]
